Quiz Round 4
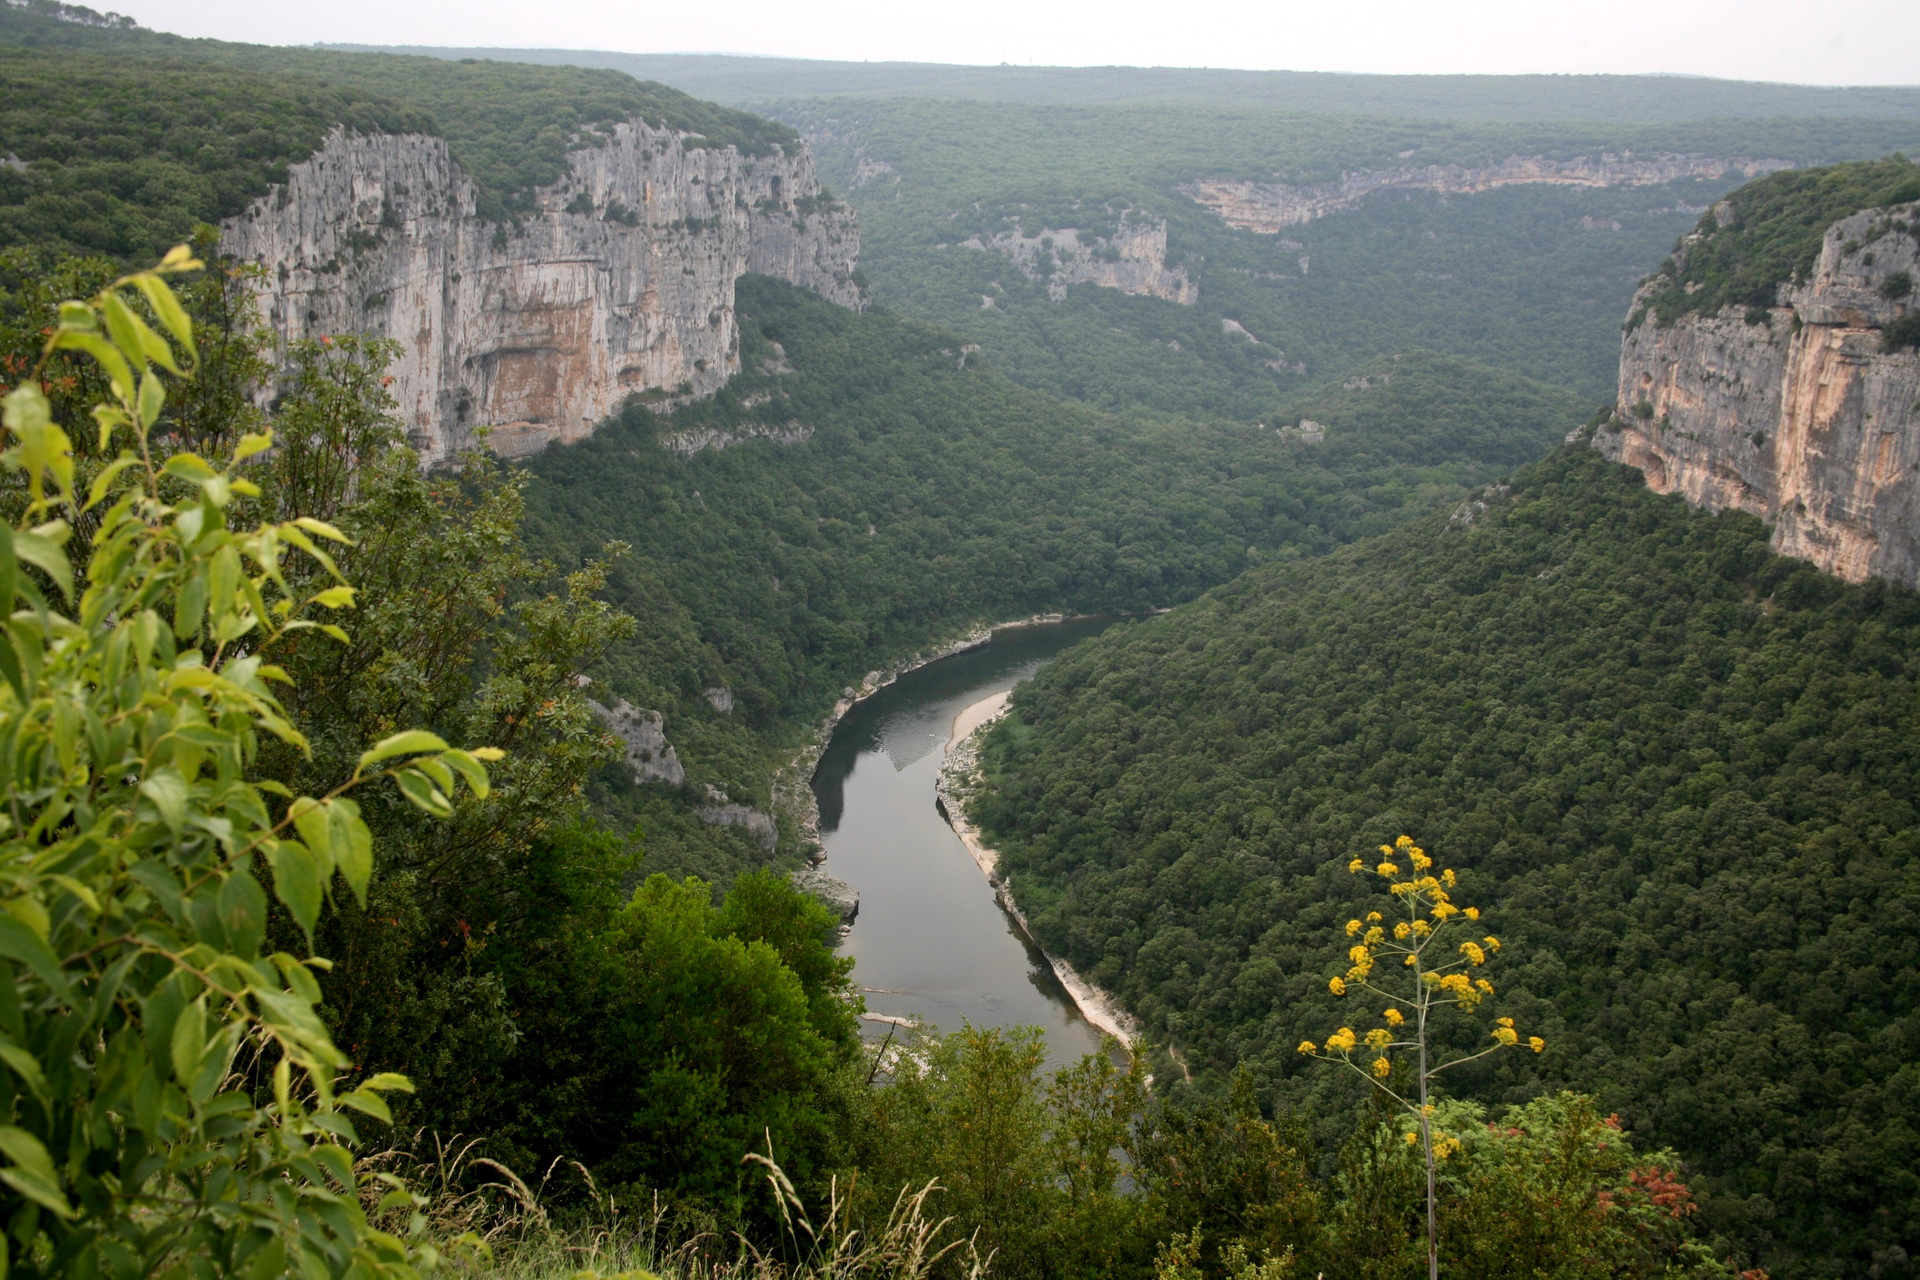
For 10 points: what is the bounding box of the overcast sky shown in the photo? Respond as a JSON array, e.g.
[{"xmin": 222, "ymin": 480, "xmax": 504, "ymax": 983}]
[{"xmin": 130, "ymin": 0, "xmax": 1918, "ymax": 86}]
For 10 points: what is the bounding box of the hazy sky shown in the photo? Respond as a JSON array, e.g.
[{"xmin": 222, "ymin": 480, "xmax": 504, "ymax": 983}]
[{"xmin": 132, "ymin": 0, "xmax": 1918, "ymax": 86}]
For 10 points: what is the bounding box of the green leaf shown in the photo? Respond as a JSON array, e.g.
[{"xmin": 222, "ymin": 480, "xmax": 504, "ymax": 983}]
[
  {"xmin": 441, "ymin": 749, "xmax": 491, "ymax": 801},
  {"xmin": 161, "ymin": 453, "xmax": 218, "ymax": 484},
  {"xmin": 337, "ymin": 1088, "xmax": 392, "ymax": 1125},
  {"xmin": 291, "ymin": 516, "xmax": 352, "ymax": 544},
  {"xmin": 217, "ymin": 861, "xmax": 267, "ymax": 958},
  {"xmin": 139, "ymin": 769, "xmax": 188, "ymax": 837},
  {"xmin": 0, "ymin": 917, "xmax": 71, "ymax": 1002},
  {"xmin": 266, "ymin": 841, "xmax": 322, "ymax": 942},
  {"xmin": 356, "ymin": 729, "xmax": 449, "ymax": 773},
  {"xmin": 288, "ymin": 798, "xmax": 336, "ymax": 883},
  {"xmin": 131, "ymin": 271, "xmax": 197, "ymax": 357},
  {"xmin": 362, "ymin": 1071, "xmax": 413, "ymax": 1094},
  {"xmin": 231, "ymin": 430, "xmax": 273, "ymax": 463},
  {"xmin": 0, "ymin": 1126, "xmax": 74, "ymax": 1219},
  {"xmin": 168, "ymin": 996, "xmax": 206, "ymax": 1087},
  {"xmin": 311, "ymin": 585, "xmax": 356, "ymax": 609},
  {"xmin": 136, "ymin": 370, "xmax": 164, "ymax": 429},
  {"xmin": 335, "ymin": 802, "xmax": 372, "ymax": 905},
  {"xmin": 12, "ymin": 529, "xmax": 72, "ymax": 604},
  {"xmin": 392, "ymin": 769, "xmax": 452, "ymax": 818}
]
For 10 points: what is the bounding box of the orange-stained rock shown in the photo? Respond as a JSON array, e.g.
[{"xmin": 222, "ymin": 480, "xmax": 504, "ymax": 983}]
[{"xmin": 1597, "ymin": 201, "xmax": 1920, "ymax": 587}]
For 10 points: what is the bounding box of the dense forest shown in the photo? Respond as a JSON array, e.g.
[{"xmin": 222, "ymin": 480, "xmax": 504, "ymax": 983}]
[
  {"xmin": 1, "ymin": 4, "xmax": 1918, "ymax": 1276},
  {"xmin": 972, "ymin": 442, "xmax": 1920, "ymax": 1277},
  {"xmin": 777, "ymin": 98, "xmax": 1920, "ymax": 410},
  {"xmin": 519, "ymin": 276, "xmax": 1585, "ymax": 880}
]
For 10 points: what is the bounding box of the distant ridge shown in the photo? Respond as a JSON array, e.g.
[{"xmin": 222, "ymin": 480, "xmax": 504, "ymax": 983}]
[{"xmin": 318, "ymin": 46, "xmax": 1920, "ymax": 121}]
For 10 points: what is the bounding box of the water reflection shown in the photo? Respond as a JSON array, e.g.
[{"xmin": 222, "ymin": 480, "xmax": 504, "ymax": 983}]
[{"xmin": 811, "ymin": 618, "xmax": 1122, "ymax": 1074}]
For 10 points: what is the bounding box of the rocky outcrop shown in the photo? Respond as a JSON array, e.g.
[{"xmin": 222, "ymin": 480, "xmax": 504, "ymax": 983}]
[
  {"xmin": 961, "ymin": 212, "xmax": 1196, "ymax": 304},
  {"xmin": 221, "ymin": 123, "xmax": 860, "ymax": 467},
  {"xmin": 1597, "ymin": 201, "xmax": 1920, "ymax": 587},
  {"xmin": 695, "ymin": 785, "xmax": 778, "ymax": 854},
  {"xmin": 1185, "ymin": 154, "xmax": 1793, "ymax": 232},
  {"xmin": 588, "ymin": 697, "xmax": 685, "ymax": 787},
  {"xmin": 790, "ymin": 867, "xmax": 859, "ymax": 922},
  {"xmin": 660, "ymin": 420, "xmax": 814, "ymax": 457}
]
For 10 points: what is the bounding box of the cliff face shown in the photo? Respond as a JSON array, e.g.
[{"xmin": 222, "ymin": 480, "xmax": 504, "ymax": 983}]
[
  {"xmin": 961, "ymin": 212, "xmax": 1197, "ymax": 304},
  {"xmin": 221, "ymin": 123, "xmax": 860, "ymax": 465},
  {"xmin": 1596, "ymin": 201, "xmax": 1920, "ymax": 586},
  {"xmin": 1185, "ymin": 153, "xmax": 1792, "ymax": 232}
]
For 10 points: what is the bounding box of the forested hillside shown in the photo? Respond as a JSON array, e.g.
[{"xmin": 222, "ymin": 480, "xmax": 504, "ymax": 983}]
[
  {"xmin": 972, "ymin": 442, "xmax": 1920, "ymax": 1277},
  {"xmin": 779, "ymin": 98, "xmax": 1920, "ymax": 410},
  {"xmin": 519, "ymin": 276, "xmax": 1585, "ymax": 879},
  {"xmin": 0, "ymin": 3, "xmax": 793, "ymax": 226}
]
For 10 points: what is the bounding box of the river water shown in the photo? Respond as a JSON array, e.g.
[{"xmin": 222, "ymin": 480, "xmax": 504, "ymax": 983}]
[{"xmin": 810, "ymin": 618, "xmax": 1119, "ymax": 1074}]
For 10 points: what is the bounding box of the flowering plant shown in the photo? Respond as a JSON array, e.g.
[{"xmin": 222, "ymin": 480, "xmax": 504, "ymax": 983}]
[{"xmin": 1299, "ymin": 835, "xmax": 1542, "ymax": 1280}]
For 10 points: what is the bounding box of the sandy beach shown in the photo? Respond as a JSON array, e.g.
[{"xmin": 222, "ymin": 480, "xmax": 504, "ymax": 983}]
[{"xmin": 939, "ymin": 691, "xmax": 1140, "ymax": 1049}]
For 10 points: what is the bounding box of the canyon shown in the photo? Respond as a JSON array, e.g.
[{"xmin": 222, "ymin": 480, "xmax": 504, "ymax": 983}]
[
  {"xmin": 1184, "ymin": 153, "xmax": 1794, "ymax": 232},
  {"xmin": 221, "ymin": 123, "xmax": 861, "ymax": 467},
  {"xmin": 1596, "ymin": 199, "xmax": 1920, "ymax": 587}
]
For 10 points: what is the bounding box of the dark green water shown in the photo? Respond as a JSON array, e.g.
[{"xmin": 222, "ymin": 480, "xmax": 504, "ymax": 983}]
[{"xmin": 811, "ymin": 618, "xmax": 1121, "ymax": 1073}]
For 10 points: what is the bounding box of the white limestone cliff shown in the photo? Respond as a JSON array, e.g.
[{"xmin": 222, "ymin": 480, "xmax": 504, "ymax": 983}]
[
  {"xmin": 221, "ymin": 123, "xmax": 861, "ymax": 466},
  {"xmin": 1186, "ymin": 153, "xmax": 1794, "ymax": 232}
]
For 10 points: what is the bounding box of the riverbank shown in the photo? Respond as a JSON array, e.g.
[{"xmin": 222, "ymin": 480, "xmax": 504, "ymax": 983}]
[
  {"xmin": 771, "ymin": 613, "xmax": 1116, "ymax": 858},
  {"xmin": 935, "ymin": 692, "xmax": 1141, "ymax": 1050}
]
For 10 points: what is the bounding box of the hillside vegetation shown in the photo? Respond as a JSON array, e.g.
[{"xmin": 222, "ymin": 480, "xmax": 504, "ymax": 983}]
[
  {"xmin": 0, "ymin": 4, "xmax": 797, "ymax": 223},
  {"xmin": 972, "ymin": 443, "xmax": 1920, "ymax": 1277},
  {"xmin": 518, "ymin": 276, "xmax": 1586, "ymax": 878},
  {"xmin": 783, "ymin": 97, "xmax": 1920, "ymax": 409},
  {"xmin": 1633, "ymin": 155, "xmax": 1920, "ymax": 324}
]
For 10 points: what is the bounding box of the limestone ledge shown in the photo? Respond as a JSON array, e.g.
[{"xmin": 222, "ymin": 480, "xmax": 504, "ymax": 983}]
[
  {"xmin": 1598, "ymin": 198, "xmax": 1920, "ymax": 588},
  {"xmin": 221, "ymin": 122, "xmax": 861, "ymax": 468},
  {"xmin": 1185, "ymin": 153, "xmax": 1793, "ymax": 232},
  {"xmin": 959, "ymin": 212, "xmax": 1196, "ymax": 305}
]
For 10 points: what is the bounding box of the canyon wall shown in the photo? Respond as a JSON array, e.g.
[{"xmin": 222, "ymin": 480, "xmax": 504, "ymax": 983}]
[
  {"xmin": 1184, "ymin": 153, "xmax": 1793, "ymax": 232},
  {"xmin": 1595, "ymin": 200, "xmax": 1920, "ymax": 586},
  {"xmin": 221, "ymin": 123, "xmax": 860, "ymax": 466},
  {"xmin": 962, "ymin": 212, "xmax": 1197, "ymax": 304}
]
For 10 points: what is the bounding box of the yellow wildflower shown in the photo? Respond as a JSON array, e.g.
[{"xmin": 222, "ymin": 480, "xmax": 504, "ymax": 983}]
[
  {"xmin": 1297, "ymin": 1040, "xmax": 1317, "ymax": 1054},
  {"xmin": 1411, "ymin": 919, "xmax": 1432, "ymax": 937},
  {"xmin": 1364, "ymin": 926, "xmax": 1385, "ymax": 945},
  {"xmin": 1364, "ymin": 1027, "xmax": 1392, "ymax": 1049},
  {"xmin": 1475, "ymin": 978, "xmax": 1495, "ymax": 995},
  {"xmin": 1460, "ymin": 942, "xmax": 1486, "ymax": 966},
  {"xmin": 1326, "ymin": 1027, "xmax": 1357, "ymax": 1052},
  {"xmin": 1431, "ymin": 902, "xmax": 1458, "ymax": 920},
  {"xmin": 1492, "ymin": 1025, "xmax": 1519, "ymax": 1047},
  {"xmin": 1329, "ymin": 976, "xmax": 1347, "ymax": 996},
  {"xmin": 1394, "ymin": 922, "xmax": 1411, "ymax": 940},
  {"xmin": 1435, "ymin": 1137, "xmax": 1461, "ymax": 1160},
  {"xmin": 1377, "ymin": 862, "xmax": 1400, "ymax": 877},
  {"xmin": 1484, "ymin": 935, "xmax": 1501, "ymax": 952},
  {"xmin": 1366, "ymin": 911, "xmax": 1382, "ymax": 924},
  {"xmin": 1404, "ymin": 1131, "xmax": 1419, "ymax": 1146},
  {"xmin": 1383, "ymin": 1007, "xmax": 1405, "ymax": 1026},
  {"xmin": 1348, "ymin": 944, "xmax": 1371, "ymax": 966},
  {"xmin": 1371, "ymin": 1056, "xmax": 1391, "ymax": 1078},
  {"xmin": 1528, "ymin": 1036, "xmax": 1546, "ymax": 1054},
  {"xmin": 1348, "ymin": 858, "xmax": 1365, "ymax": 874}
]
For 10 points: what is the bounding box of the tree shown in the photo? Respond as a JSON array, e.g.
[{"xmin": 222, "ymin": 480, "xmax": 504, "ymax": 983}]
[
  {"xmin": 0, "ymin": 249, "xmax": 491, "ymax": 1277},
  {"xmin": 1298, "ymin": 835, "xmax": 1543, "ymax": 1280}
]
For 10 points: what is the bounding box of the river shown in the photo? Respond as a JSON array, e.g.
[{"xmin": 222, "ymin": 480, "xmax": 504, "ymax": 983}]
[{"xmin": 809, "ymin": 618, "xmax": 1120, "ymax": 1074}]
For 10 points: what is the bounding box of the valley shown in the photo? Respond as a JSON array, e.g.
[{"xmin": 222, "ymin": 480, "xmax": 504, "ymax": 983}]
[{"xmin": 0, "ymin": 4, "xmax": 1917, "ymax": 1277}]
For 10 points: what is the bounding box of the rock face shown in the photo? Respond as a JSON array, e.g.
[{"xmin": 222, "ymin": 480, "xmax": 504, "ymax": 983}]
[
  {"xmin": 789, "ymin": 867, "xmax": 859, "ymax": 922},
  {"xmin": 221, "ymin": 124, "xmax": 860, "ymax": 467},
  {"xmin": 1596, "ymin": 201, "xmax": 1920, "ymax": 587},
  {"xmin": 588, "ymin": 698, "xmax": 686, "ymax": 787},
  {"xmin": 1185, "ymin": 154, "xmax": 1793, "ymax": 232},
  {"xmin": 962, "ymin": 212, "xmax": 1196, "ymax": 304}
]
